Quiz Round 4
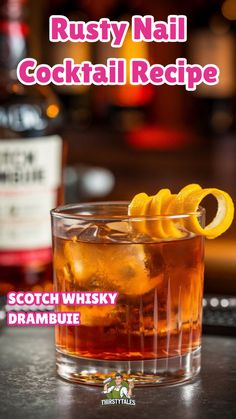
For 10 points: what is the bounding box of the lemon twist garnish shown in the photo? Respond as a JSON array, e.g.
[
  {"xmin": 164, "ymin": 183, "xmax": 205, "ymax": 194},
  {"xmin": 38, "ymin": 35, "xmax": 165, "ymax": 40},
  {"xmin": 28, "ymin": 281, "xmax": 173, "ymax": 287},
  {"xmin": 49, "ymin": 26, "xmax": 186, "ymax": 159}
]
[
  {"xmin": 183, "ymin": 188, "xmax": 234, "ymax": 239},
  {"xmin": 129, "ymin": 184, "xmax": 234, "ymax": 239},
  {"xmin": 146, "ymin": 189, "xmax": 172, "ymax": 238},
  {"xmin": 166, "ymin": 184, "xmax": 202, "ymax": 215},
  {"xmin": 128, "ymin": 192, "xmax": 153, "ymax": 235}
]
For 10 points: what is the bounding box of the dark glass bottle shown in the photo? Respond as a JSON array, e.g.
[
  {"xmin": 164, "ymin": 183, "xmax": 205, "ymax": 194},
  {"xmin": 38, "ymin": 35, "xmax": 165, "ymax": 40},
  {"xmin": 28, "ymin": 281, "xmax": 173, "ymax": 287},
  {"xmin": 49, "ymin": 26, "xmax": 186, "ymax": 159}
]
[
  {"xmin": 187, "ymin": 1, "xmax": 235, "ymax": 138},
  {"xmin": 0, "ymin": 0, "xmax": 65, "ymax": 296},
  {"xmin": 46, "ymin": 0, "xmax": 92, "ymax": 129},
  {"xmin": 95, "ymin": 0, "xmax": 154, "ymax": 131}
]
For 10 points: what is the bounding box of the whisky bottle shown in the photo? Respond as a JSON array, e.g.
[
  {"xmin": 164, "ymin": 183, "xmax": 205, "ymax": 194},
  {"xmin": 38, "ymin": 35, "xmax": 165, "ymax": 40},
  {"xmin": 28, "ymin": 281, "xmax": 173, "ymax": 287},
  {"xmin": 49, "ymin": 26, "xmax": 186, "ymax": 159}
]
[
  {"xmin": 0, "ymin": 0, "xmax": 64, "ymax": 295},
  {"xmin": 46, "ymin": 0, "xmax": 92, "ymax": 129},
  {"xmin": 188, "ymin": 2, "xmax": 235, "ymax": 137},
  {"xmin": 96, "ymin": 0, "xmax": 154, "ymax": 130}
]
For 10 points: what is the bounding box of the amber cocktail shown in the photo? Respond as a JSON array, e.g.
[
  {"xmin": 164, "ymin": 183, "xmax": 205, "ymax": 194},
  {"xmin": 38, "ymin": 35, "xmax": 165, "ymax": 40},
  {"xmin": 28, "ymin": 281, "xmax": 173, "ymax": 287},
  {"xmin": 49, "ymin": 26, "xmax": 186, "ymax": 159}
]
[{"xmin": 51, "ymin": 202, "xmax": 205, "ymax": 386}]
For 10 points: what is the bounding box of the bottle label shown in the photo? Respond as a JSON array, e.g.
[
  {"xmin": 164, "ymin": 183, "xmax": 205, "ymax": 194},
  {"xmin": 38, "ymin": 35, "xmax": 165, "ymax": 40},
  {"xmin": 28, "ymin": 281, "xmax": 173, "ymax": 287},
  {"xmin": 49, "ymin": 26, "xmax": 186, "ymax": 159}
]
[{"xmin": 0, "ymin": 135, "xmax": 62, "ymax": 265}]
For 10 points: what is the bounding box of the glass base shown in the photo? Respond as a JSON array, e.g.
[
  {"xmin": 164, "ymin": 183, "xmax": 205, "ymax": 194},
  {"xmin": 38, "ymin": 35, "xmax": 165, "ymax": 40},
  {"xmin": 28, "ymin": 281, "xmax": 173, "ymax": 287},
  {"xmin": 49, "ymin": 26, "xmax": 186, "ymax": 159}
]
[{"xmin": 56, "ymin": 347, "xmax": 201, "ymax": 386}]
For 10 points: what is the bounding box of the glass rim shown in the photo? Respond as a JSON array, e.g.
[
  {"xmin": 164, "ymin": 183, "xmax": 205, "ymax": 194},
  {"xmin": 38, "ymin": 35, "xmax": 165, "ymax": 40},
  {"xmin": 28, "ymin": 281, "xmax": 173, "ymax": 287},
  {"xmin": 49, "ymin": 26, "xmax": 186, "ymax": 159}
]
[{"xmin": 51, "ymin": 201, "xmax": 205, "ymax": 222}]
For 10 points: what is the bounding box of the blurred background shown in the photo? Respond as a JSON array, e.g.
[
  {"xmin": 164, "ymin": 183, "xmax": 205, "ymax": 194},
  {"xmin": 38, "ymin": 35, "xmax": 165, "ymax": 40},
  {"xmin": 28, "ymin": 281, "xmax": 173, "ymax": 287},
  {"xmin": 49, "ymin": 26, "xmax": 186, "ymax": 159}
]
[
  {"xmin": 1, "ymin": 0, "xmax": 236, "ymax": 331},
  {"xmin": 32, "ymin": 0, "xmax": 236, "ymax": 291}
]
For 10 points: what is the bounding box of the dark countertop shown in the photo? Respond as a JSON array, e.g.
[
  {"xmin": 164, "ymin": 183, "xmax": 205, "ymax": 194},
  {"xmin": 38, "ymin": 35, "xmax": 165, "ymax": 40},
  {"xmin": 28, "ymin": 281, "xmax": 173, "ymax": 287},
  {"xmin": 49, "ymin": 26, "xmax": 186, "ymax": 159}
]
[{"xmin": 0, "ymin": 327, "xmax": 236, "ymax": 419}]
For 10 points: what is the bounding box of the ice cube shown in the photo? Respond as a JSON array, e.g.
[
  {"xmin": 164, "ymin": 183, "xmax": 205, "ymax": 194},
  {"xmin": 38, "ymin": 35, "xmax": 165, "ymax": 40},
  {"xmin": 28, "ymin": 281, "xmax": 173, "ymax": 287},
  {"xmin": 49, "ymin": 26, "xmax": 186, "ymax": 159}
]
[
  {"xmin": 63, "ymin": 240, "xmax": 111, "ymax": 290},
  {"xmin": 63, "ymin": 239, "xmax": 163, "ymax": 296},
  {"xmin": 106, "ymin": 221, "xmax": 130, "ymax": 234},
  {"xmin": 79, "ymin": 305, "xmax": 118, "ymax": 326},
  {"xmin": 112, "ymin": 245, "xmax": 163, "ymax": 296}
]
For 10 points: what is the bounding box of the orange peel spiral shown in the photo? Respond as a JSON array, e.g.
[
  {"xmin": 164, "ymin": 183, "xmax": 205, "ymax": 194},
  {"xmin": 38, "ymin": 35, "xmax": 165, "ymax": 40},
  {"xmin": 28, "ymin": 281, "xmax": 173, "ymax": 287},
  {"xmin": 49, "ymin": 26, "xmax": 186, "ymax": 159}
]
[{"xmin": 128, "ymin": 184, "xmax": 234, "ymax": 239}]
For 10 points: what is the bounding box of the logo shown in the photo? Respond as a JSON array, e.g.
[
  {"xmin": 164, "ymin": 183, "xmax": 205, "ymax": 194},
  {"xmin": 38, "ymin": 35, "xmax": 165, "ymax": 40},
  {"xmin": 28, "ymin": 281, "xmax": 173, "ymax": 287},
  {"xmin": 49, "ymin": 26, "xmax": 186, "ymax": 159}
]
[{"xmin": 101, "ymin": 373, "xmax": 136, "ymax": 406}]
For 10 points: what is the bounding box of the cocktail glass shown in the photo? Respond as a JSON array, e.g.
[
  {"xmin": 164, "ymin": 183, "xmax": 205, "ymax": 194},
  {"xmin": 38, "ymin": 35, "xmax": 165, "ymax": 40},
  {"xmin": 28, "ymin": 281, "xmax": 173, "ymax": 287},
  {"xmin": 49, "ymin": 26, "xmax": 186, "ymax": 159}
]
[{"xmin": 51, "ymin": 202, "xmax": 205, "ymax": 386}]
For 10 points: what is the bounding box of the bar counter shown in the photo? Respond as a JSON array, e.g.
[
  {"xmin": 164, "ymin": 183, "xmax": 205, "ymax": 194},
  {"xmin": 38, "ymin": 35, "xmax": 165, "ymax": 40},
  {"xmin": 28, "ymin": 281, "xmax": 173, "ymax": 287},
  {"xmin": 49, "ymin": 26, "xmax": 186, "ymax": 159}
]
[{"xmin": 0, "ymin": 327, "xmax": 235, "ymax": 419}]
